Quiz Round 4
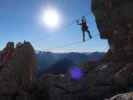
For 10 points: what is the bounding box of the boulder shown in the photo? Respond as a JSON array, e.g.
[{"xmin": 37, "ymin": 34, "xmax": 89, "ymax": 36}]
[{"xmin": 106, "ymin": 92, "xmax": 133, "ymax": 100}]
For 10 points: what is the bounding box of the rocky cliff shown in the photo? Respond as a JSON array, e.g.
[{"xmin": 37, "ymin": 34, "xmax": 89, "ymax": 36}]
[
  {"xmin": 0, "ymin": 41, "xmax": 37, "ymax": 96},
  {"xmin": 67, "ymin": 0, "xmax": 133, "ymax": 99},
  {"xmin": 92, "ymin": 0, "xmax": 133, "ymax": 62},
  {"xmin": 92, "ymin": 0, "xmax": 133, "ymax": 88}
]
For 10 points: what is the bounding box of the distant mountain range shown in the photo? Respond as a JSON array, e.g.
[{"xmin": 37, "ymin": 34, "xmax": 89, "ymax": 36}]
[{"xmin": 36, "ymin": 51, "xmax": 105, "ymax": 78}]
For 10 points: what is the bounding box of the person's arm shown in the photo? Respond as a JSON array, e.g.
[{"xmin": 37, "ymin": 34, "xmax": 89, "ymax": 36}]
[{"xmin": 76, "ymin": 20, "xmax": 81, "ymax": 25}]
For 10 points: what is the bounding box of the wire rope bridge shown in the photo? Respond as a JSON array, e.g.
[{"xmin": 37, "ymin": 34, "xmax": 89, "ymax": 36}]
[
  {"xmin": 45, "ymin": 34, "xmax": 101, "ymax": 51},
  {"xmin": 38, "ymin": 14, "xmax": 108, "ymax": 52}
]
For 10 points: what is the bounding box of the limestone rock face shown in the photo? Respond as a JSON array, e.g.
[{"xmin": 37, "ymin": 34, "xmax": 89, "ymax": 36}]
[
  {"xmin": 0, "ymin": 41, "xmax": 37, "ymax": 95},
  {"xmin": 92, "ymin": 0, "xmax": 133, "ymax": 62},
  {"xmin": 14, "ymin": 41, "xmax": 37, "ymax": 85},
  {"xmin": 92, "ymin": 0, "xmax": 133, "ymax": 87},
  {"xmin": 92, "ymin": 0, "xmax": 133, "ymax": 38}
]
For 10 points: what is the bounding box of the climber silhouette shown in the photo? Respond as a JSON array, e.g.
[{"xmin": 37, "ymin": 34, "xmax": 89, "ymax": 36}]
[{"xmin": 77, "ymin": 16, "xmax": 92, "ymax": 42}]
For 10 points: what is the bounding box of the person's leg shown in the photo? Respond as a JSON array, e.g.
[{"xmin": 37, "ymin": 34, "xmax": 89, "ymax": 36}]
[
  {"xmin": 87, "ymin": 30, "xmax": 92, "ymax": 39},
  {"xmin": 82, "ymin": 30, "xmax": 85, "ymax": 42}
]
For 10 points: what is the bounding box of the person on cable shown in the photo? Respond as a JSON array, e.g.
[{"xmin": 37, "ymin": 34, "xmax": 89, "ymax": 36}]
[{"xmin": 77, "ymin": 16, "xmax": 92, "ymax": 42}]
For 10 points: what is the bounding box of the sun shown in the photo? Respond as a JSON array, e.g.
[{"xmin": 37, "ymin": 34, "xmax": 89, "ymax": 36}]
[{"xmin": 42, "ymin": 8, "xmax": 60, "ymax": 29}]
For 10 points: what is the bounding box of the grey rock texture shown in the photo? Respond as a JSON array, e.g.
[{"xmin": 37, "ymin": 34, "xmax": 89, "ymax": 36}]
[{"xmin": 106, "ymin": 92, "xmax": 133, "ymax": 100}]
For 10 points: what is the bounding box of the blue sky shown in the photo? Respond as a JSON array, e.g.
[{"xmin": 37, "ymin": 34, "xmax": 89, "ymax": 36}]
[{"xmin": 0, "ymin": 0, "xmax": 109, "ymax": 53}]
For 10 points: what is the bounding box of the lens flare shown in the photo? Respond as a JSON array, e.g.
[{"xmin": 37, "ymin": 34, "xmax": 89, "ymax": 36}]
[{"xmin": 70, "ymin": 66, "xmax": 83, "ymax": 80}]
